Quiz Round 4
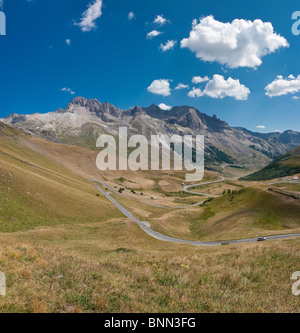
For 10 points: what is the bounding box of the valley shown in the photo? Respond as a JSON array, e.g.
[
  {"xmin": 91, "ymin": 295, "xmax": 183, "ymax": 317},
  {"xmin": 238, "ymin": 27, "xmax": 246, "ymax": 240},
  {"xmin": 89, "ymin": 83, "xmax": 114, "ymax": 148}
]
[{"xmin": 0, "ymin": 105, "xmax": 300, "ymax": 313}]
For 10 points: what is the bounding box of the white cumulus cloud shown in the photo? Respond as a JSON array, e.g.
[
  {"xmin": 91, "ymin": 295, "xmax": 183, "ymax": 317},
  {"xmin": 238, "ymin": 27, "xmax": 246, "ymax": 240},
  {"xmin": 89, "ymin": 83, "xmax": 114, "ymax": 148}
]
[
  {"xmin": 188, "ymin": 75, "xmax": 250, "ymax": 100},
  {"xmin": 160, "ymin": 40, "xmax": 177, "ymax": 52},
  {"xmin": 147, "ymin": 30, "xmax": 162, "ymax": 39},
  {"xmin": 192, "ymin": 76, "xmax": 209, "ymax": 84},
  {"xmin": 204, "ymin": 75, "xmax": 250, "ymax": 100},
  {"xmin": 158, "ymin": 103, "xmax": 172, "ymax": 111},
  {"xmin": 76, "ymin": 0, "xmax": 103, "ymax": 32},
  {"xmin": 188, "ymin": 88, "xmax": 204, "ymax": 98},
  {"xmin": 257, "ymin": 125, "xmax": 266, "ymax": 129},
  {"xmin": 153, "ymin": 15, "xmax": 169, "ymax": 26},
  {"xmin": 265, "ymin": 75, "xmax": 300, "ymax": 97},
  {"xmin": 65, "ymin": 39, "xmax": 71, "ymax": 46},
  {"xmin": 147, "ymin": 79, "xmax": 171, "ymax": 97},
  {"xmin": 181, "ymin": 16, "xmax": 289, "ymax": 68}
]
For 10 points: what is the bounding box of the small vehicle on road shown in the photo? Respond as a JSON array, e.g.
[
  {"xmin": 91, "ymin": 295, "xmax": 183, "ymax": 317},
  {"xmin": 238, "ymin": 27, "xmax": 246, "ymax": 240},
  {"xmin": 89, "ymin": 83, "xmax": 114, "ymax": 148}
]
[{"xmin": 257, "ymin": 237, "xmax": 267, "ymax": 242}]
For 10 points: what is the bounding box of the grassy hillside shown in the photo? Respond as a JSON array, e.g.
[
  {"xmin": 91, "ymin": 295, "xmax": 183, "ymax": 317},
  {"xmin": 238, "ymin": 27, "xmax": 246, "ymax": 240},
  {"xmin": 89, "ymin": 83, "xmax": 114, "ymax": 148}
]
[
  {"xmin": 242, "ymin": 146, "xmax": 300, "ymax": 181},
  {"xmin": 0, "ymin": 123, "xmax": 122, "ymax": 232},
  {"xmin": 1, "ymin": 122, "xmax": 300, "ymax": 313},
  {"xmin": 0, "ymin": 224, "xmax": 300, "ymax": 313},
  {"xmin": 147, "ymin": 186, "xmax": 300, "ymax": 243},
  {"xmin": 190, "ymin": 187, "xmax": 300, "ymax": 240}
]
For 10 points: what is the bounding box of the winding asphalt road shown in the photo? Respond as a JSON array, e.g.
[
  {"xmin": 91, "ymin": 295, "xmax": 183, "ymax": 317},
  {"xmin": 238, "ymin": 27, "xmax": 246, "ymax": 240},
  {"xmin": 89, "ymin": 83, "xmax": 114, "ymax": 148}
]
[
  {"xmin": 269, "ymin": 180, "xmax": 300, "ymax": 186},
  {"xmin": 93, "ymin": 176, "xmax": 226, "ymax": 210},
  {"xmin": 183, "ymin": 176, "xmax": 226, "ymax": 196},
  {"xmin": 93, "ymin": 177, "xmax": 300, "ymax": 247}
]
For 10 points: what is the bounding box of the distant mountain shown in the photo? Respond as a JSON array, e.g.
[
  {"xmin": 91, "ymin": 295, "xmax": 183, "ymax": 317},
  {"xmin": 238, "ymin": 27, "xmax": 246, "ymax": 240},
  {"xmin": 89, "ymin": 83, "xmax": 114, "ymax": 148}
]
[
  {"xmin": 2, "ymin": 97, "xmax": 300, "ymax": 171},
  {"xmin": 234, "ymin": 127, "xmax": 300, "ymax": 147},
  {"xmin": 241, "ymin": 146, "xmax": 300, "ymax": 181}
]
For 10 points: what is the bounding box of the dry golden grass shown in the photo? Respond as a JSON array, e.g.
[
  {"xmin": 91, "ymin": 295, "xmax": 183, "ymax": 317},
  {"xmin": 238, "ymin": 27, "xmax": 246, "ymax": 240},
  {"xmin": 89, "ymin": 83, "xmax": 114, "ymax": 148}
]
[
  {"xmin": 1, "ymin": 125, "xmax": 300, "ymax": 313},
  {"xmin": 0, "ymin": 226, "xmax": 299, "ymax": 313}
]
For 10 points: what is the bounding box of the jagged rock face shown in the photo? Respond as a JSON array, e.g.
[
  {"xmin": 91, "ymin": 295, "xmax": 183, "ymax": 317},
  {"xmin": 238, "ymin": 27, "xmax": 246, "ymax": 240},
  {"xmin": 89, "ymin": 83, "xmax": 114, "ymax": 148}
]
[
  {"xmin": 279, "ymin": 130, "xmax": 300, "ymax": 145},
  {"xmin": 1, "ymin": 97, "xmax": 300, "ymax": 170},
  {"xmin": 65, "ymin": 98, "xmax": 123, "ymax": 121},
  {"xmin": 128, "ymin": 106, "xmax": 146, "ymax": 117},
  {"xmin": 143, "ymin": 105, "xmax": 228, "ymax": 132},
  {"xmin": 66, "ymin": 96, "xmax": 88, "ymax": 108}
]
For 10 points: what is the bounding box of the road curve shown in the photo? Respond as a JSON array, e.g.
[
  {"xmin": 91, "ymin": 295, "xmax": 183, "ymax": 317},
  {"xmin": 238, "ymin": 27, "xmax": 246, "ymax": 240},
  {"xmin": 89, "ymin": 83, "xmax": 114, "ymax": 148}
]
[
  {"xmin": 93, "ymin": 182, "xmax": 300, "ymax": 247},
  {"xmin": 93, "ymin": 181, "xmax": 206, "ymax": 209},
  {"xmin": 183, "ymin": 176, "xmax": 226, "ymax": 196},
  {"xmin": 92, "ymin": 176, "xmax": 226, "ymax": 210}
]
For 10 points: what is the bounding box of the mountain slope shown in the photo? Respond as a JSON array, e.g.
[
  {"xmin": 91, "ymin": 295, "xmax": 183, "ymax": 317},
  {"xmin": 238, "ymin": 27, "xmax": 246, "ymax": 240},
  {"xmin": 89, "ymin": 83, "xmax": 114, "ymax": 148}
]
[
  {"xmin": 0, "ymin": 122, "xmax": 122, "ymax": 232},
  {"xmin": 2, "ymin": 97, "xmax": 300, "ymax": 171},
  {"xmin": 242, "ymin": 146, "xmax": 300, "ymax": 181}
]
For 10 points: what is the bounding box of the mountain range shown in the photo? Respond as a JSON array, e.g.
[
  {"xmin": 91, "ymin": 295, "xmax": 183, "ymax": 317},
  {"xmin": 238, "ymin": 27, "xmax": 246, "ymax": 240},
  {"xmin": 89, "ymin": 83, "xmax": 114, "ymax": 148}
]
[{"xmin": 2, "ymin": 97, "xmax": 300, "ymax": 171}]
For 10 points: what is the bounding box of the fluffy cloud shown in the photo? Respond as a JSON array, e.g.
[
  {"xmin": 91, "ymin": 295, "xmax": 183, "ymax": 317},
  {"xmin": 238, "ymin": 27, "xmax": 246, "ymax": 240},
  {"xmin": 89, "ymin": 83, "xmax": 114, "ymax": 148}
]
[
  {"xmin": 153, "ymin": 15, "xmax": 169, "ymax": 26},
  {"xmin": 158, "ymin": 103, "xmax": 172, "ymax": 111},
  {"xmin": 128, "ymin": 11, "xmax": 135, "ymax": 20},
  {"xmin": 160, "ymin": 40, "xmax": 177, "ymax": 52},
  {"xmin": 181, "ymin": 16, "xmax": 289, "ymax": 68},
  {"xmin": 188, "ymin": 75, "xmax": 250, "ymax": 100},
  {"xmin": 204, "ymin": 75, "xmax": 250, "ymax": 100},
  {"xmin": 147, "ymin": 30, "xmax": 162, "ymax": 39},
  {"xmin": 60, "ymin": 87, "xmax": 75, "ymax": 95},
  {"xmin": 65, "ymin": 39, "xmax": 71, "ymax": 46},
  {"xmin": 257, "ymin": 125, "xmax": 266, "ymax": 129},
  {"xmin": 188, "ymin": 88, "xmax": 204, "ymax": 98},
  {"xmin": 147, "ymin": 79, "xmax": 171, "ymax": 97},
  {"xmin": 175, "ymin": 83, "xmax": 189, "ymax": 90},
  {"xmin": 76, "ymin": 0, "xmax": 103, "ymax": 32},
  {"xmin": 192, "ymin": 76, "xmax": 209, "ymax": 84},
  {"xmin": 265, "ymin": 75, "xmax": 300, "ymax": 97}
]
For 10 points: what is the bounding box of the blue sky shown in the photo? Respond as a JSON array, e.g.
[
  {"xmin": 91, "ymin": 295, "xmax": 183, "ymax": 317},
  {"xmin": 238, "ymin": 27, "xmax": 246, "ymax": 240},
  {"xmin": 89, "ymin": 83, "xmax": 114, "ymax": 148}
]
[{"xmin": 1, "ymin": 0, "xmax": 300, "ymax": 133}]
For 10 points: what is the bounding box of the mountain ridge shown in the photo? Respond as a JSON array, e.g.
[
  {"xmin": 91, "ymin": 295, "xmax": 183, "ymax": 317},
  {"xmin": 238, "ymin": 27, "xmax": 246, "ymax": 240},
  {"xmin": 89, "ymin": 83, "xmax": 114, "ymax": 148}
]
[{"xmin": 2, "ymin": 97, "xmax": 300, "ymax": 172}]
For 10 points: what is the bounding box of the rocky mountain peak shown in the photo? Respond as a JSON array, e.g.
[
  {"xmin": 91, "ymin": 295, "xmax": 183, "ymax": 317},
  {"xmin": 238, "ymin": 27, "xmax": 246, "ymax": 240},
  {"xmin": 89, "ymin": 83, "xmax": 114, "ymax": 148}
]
[
  {"xmin": 55, "ymin": 107, "xmax": 65, "ymax": 113},
  {"xmin": 64, "ymin": 97, "xmax": 123, "ymax": 120},
  {"xmin": 67, "ymin": 96, "xmax": 88, "ymax": 108},
  {"xmin": 129, "ymin": 106, "xmax": 146, "ymax": 116},
  {"xmin": 279, "ymin": 130, "xmax": 300, "ymax": 145},
  {"xmin": 1, "ymin": 96, "xmax": 300, "ymax": 171}
]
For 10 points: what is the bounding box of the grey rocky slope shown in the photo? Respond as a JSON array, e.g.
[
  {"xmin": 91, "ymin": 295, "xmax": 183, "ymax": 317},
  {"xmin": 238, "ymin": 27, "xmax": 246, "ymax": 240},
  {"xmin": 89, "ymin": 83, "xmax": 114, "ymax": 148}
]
[{"xmin": 2, "ymin": 97, "xmax": 300, "ymax": 170}]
